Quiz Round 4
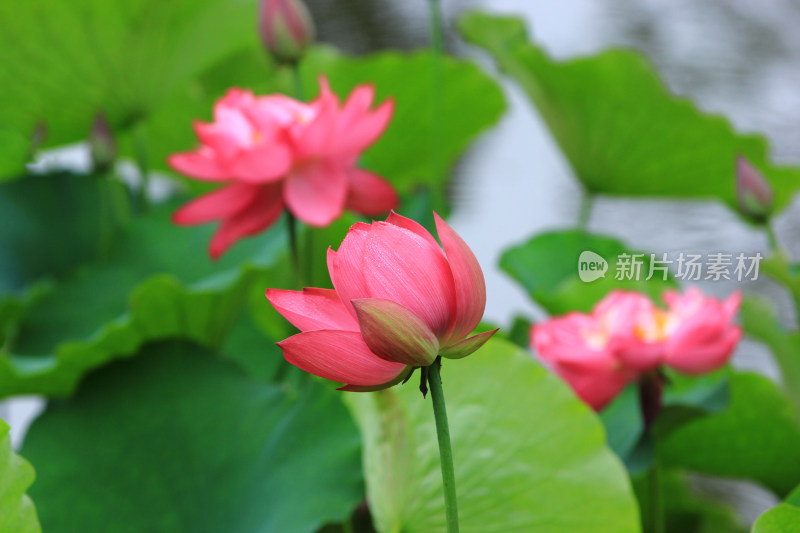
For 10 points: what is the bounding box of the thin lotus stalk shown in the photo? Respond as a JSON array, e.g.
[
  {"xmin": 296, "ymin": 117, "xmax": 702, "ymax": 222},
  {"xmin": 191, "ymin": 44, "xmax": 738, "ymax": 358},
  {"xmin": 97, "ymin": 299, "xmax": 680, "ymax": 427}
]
[{"xmin": 428, "ymin": 357, "xmax": 460, "ymax": 533}]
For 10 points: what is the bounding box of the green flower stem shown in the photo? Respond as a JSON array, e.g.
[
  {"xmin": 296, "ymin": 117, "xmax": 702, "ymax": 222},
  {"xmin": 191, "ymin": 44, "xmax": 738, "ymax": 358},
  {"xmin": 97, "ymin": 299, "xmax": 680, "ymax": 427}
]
[
  {"xmin": 766, "ymin": 223, "xmax": 779, "ymax": 252},
  {"xmin": 133, "ymin": 125, "xmax": 150, "ymax": 212},
  {"xmin": 646, "ymin": 460, "xmax": 664, "ymax": 533},
  {"xmin": 764, "ymin": 223, "xmax": 800, "ymax": 320},
  {"xmin": 639, "ymin": 372, "xmax": 664, "ymax": 533},
  {"xmin": 427, "ymin": 0, "xmax": 446, "ymax": 206},
  {"xmin": 577, "ymin": 192, "xmax": 594, "ymax": 229},
  {"xmin": 286, "ymin": 212, "xmax": 304, "ymax": 288},
  {"xmin": 291, "ymin": 62, "xmax": 305, "ymax": 101},
  {"xmin": 287, "ymin": 63, "xmax": 306, "ymax": 289},
  {"xmin": 96, "ymin": 171, "xmax": 112, "ymax": 261},
  {"xmin": 427, "ymin": 0, "xmax": 444, "ymax": 54},
  {"xmin": 427, "ymin": 356, "xmax": 460, "ymax": 533}
]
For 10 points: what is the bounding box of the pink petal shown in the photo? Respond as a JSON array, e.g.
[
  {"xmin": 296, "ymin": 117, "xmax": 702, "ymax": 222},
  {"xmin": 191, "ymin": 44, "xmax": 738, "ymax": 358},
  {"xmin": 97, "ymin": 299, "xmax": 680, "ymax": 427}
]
[
  {"xmin": 278, "ymin": 329, "xmax": 408, "ymax": 387},
  {"xmin": 613, "ymin": 341, "xmax": 664, "ymax": 372},
  {"xmin": 361, "ymin": 222, "xmax": 456, "ymax": 338},
  {"xmin": 334, "ymin": 99, "xmax": 395, "ymax": 157},
  {"xmin": 229, "ymin": 143, "xmax": 292, "ymax": 183},
  {"xmin": 434, "ymin": 212, "xmax": 486, "ymax": 342},
  {"xmin": 208, "ymin": 185, "xmax": 283, "ymax": 259},
  {"xmin": 172, "ymin": 183, "xmax": 261, "ymax": 225},
  {"xmin": 249, "ymin": 94, "xmax": 310, "ymax": 129},
  {"xmin": 327, "ymin": 225, "xmax": 372, "ymax": 321},
  {"xmin": 723, "ymin": 291, "xmax": 743, "ymax": 320},
  {"xmin": 295, "ymin": 85, "xmax": 339, "ymax": 158},
  {"xmin": 194, "ymin": 121, "xmax": 244, "ymax": 161},
  {"xmin": 338, "ymin": 85, "xmax": 375, "ymax": 131},
  {"xmin": 285, "ymin": 162, "xmax": 347, "ymax": 226},
  {"xmin": 345, "ymin": 168, "xmax": 399, "ymax": 216},
  {"xmin": 266, "ymin": 287, "xmax": 359, "ymax": 332},
  {"xmin": 440, "ymin": 329, "xmax": 498, "ymax": 360},
  {"xmin": 552, "ymin": 363, "xmax": 634, "ymax": 411},
  {"xmin": 665, "ymin": 326, "xmax": 742, "ymax": 374},
  {"xmin": 352, "ymin": 298, "xmax": 439, "ymax": 367},
  {"xmin": 205, "ymin": 101, "xmax": 255, "ymax": 142},
  {"xmin": 386, "ymin": 211, "xmax": 443, "ymax": 251},
  {"xmin": 168, "ymin": 148, "xmax": 228, "ymax": 181},
  {"xmin": 531, "ymin": 317, "xmax": 618, "ymax": 371},
  {"xmin": 337, "ymin": 367, "xmax": 413, "ymax": 392},
  {"xmin": 214, "ymin": 88, "xmax": 256, "ymax": 119}
]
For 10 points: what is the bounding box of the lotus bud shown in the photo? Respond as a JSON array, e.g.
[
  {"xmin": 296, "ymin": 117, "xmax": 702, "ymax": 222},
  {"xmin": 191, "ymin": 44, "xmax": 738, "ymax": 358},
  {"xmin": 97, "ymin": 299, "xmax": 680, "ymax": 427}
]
[
  {"xmin": 736, "ymin": 156, "xmax": 773, "ymax": 222},
  {"xmin": 258, "ymin": 0, "xmax": 315, "ymax": 66},
  {"xmin": 89, "ymin": 112, "xmax": 117, "ymax": 173}
]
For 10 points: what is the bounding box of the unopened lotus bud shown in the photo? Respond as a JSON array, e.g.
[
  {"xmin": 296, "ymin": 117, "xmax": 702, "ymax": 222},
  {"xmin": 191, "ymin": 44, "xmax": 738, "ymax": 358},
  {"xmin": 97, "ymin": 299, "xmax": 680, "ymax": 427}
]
[
  {"xmin": 736, "ymin": 156, "xmax": 774, "ymax": 221},
  {"xmin": 89, "ymin": 112, "xmax": 117, "ymax": 173},
  {"xmin": 258, "ymin": 0, "xmax": 315, "ymax": 66}
]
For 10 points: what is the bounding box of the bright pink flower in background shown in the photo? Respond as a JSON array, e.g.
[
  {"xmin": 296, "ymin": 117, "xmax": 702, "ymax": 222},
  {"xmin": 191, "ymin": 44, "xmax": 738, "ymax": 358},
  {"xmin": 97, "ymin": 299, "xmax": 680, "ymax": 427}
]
[
  {"xmin": 266, "ymin": 212, "xmax": 497, "ymax": 391},
  {"xmin": 661, "ymin": 288, "xmax": 742, "ymax": 374},
  {"xmin": 169, "ymin": 78, "xmax": 398, "ymax": 258},
  {"xmin": 531, "ymin": 288, "xmax": 741, "ymax": 410}
]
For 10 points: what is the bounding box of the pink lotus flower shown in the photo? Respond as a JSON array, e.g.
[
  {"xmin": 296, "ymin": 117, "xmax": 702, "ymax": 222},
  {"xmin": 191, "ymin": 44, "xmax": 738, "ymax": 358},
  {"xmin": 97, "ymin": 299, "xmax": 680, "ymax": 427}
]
[
  {"xmin": 266, "ymin": 212, "xmax": 497, "ymax": 390},
  {"xmin": 531, "ymin": 288, "xmax": 741, "ymax": 410},
  {"xmin": 169, "ymin": 78, "xmax": 398, "ymax": 258}
]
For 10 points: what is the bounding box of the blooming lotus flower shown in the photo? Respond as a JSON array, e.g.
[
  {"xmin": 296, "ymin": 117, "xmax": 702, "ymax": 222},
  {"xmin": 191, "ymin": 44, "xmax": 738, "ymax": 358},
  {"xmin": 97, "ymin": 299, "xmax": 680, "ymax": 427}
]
[
  {"xmin": 169, "ymin": 78, "xmax": 398, "ymax": 258},
  {"xmin": 532, "ymin": 288, "xmax": 741, "ymax": 410},
  {"xmin": 266, "ymin": 212, "xmax": 497, "ymax": 390}
]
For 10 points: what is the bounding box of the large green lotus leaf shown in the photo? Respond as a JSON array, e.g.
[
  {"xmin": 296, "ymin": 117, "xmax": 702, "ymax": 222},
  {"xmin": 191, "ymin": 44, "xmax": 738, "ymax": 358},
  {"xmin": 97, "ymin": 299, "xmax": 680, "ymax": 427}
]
[
  {"xmin": 0, "ymin": 0, "xmax": 261, "ymax": 178},
  {"xmin": 752, "ymin": 504, "xmax": 800, "ymax": 533},
  {"xmin": 751, "ymin": 484, "xmax": 800, "ymax": 533},
  {"xmin": 345, "ymin": 338, "xmax": 640, "ymax": 533},
  {"xmin": 500, "ymin": 229, "xmax": 676, "ymax": 315},
  {"xmin": 0, "ymin": 199, "xmax": 287, "ymax": 398},
  {"xmin": 20, "ymin": 341, "xmax": 363, "ymax": 533},
  {"xmin": 0, "ymin": 420, "xmax": 40, "ymax": 533},
  {"xmin": 458, "ymin": 12, "xmax": 800, "ymax": 214},
  {"xmin": 300, "ymin": 47, "xmax": 507, "ymax": 196},
  {"xmin": 0, "ymin": 172, "xmax": 129, "ymax": 293},
  {"xmin": 141, "ymin": 45, "xmax": 506, "ymax": 201},
  {"xmin": 659, "ymin": 372, "xmax": 800, "ymax": 496}
]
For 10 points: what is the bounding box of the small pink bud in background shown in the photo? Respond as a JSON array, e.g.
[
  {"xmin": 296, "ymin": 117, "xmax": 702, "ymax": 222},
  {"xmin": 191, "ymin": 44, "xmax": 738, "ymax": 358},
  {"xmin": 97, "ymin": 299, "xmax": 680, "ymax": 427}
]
[
  {"xmin": 736, "ymin": 156, "xmax": 773, "ymax": 221},
  {"xmin": 89, "ymin": 112, "xmax": 116, "ymax": 173},
  {"xmin": 258, "ymin": 0, "xmax": 315, "ymax": 65}
]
